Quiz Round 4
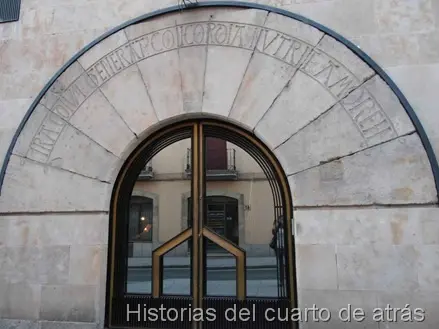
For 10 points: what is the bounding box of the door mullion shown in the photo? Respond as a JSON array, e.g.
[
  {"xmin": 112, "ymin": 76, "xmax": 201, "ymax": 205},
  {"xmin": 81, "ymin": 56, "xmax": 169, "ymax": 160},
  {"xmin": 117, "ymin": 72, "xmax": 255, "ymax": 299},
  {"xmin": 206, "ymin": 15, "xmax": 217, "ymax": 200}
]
[
  {"xmin": 197, "ymin": 122, "xmax": 206, "ymax": 316},
  {"xmin": 191, "ymin": 123, "xmax": 200, "ymax": 318}
]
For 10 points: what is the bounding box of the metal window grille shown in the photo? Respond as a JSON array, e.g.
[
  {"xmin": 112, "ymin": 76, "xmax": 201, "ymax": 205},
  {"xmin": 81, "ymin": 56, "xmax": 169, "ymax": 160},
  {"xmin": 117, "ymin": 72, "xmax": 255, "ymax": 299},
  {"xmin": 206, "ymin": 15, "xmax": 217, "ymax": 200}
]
[{"xmin": 0, "ymin": 0, "xmax": 21, "ymax": 23}]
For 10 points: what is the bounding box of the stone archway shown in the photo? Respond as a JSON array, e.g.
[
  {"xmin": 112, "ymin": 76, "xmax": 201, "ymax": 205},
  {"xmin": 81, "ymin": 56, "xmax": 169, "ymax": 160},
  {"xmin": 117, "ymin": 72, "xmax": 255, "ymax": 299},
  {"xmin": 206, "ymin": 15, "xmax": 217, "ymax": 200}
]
[{"xmin": 0, "ymin": 2, "xmax": 438, "ymax": 329}]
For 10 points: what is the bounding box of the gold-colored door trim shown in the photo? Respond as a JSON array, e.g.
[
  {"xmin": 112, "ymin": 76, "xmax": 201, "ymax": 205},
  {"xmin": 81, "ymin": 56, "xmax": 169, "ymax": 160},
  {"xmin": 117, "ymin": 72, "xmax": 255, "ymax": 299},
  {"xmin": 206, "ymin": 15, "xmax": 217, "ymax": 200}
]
[
  {"xmin": 151, "ymin": 228, "xmax": 193, "ymax": 297},
  {"xmin": 202, "ymin": 227, "xmax": 246, "ymax": 300}
]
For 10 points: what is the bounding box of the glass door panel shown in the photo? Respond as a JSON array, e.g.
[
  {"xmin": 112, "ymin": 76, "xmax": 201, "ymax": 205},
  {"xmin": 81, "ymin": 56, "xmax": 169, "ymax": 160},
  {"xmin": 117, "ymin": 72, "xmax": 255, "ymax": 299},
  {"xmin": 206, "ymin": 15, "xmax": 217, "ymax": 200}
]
[{"xmin": 124, "ymin": 137, "xmax": 193, "ymax": 296}]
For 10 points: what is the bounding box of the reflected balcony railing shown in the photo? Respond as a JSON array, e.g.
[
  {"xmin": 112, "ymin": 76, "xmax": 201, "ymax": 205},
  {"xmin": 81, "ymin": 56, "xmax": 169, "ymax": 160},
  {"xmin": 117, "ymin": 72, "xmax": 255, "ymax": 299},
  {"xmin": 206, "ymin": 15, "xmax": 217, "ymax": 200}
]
[
  {"xmin": 185, "ymin": 148, "xmax": 238, "ymax": 180},
  {"xmin": 138, "ymin": 161, "xmax": 154, "ymax": 180}
]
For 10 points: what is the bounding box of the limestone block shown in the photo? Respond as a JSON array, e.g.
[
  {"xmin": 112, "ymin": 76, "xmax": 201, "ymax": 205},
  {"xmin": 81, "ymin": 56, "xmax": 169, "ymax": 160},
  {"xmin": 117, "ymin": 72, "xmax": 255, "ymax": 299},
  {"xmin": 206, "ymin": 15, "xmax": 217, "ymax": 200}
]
[
  {"xmin": 275, "ymin": 72, "xmax": 416, "ymax": 174},
  {"xmin": 40, "ymin": 62, "xmax": 97, "ymax": 114},
  {"xmin": 137, "ymin": 52, "xmax": 184, "ymax": 120},
  {"xmin": 13, "ymin": 105, "xmax": 119, "ymax": 182},
  {"xmin": 264, "ymin": 12, "xmax": 324, "ymax": 45},
  {"xmin": 6, "ymin": 216, "xmax": 41, "ymax": 247},
  {"xmin": 336, "ymin": 244, "xmax": 419, "ymax": 291},
  {"xmin": 0, "ymin": 70, "xmax": 55, "ymax": 102},
  {"xmin": 68, "ymin": 246, "xmax": 102, "ymax": 285},
  {"xmin": 386, "ymin": 64, "xmax": 439, "ymax": 157},
  {"xmin": 0, "ymin": 281, "xmax": 41, "ymax": 320},
  {"xmin": 228, "ymin": 11, "xmax": 326, "ymax": 128},
  {"xmin": 306, "ymin": 35, "xmax": 374, "ymax": 98},
  {"xmin": 0, "ymin": 31, "xmax": 104, "ymax": 100},
  {"xmin": 0, "ymin": 36, "xmax": 80, "ymax": 77},
  {"xmin": 124, "ymin": 12, "xmax": 179, "ymax": 41},
  {"xmin": 435, "ymin": 0, "xmax": 439, "ymax": 28},
  {"xmin": 296, "ymin": 245, "xmax": 338, "ymax": 290},
  {"xmin": 288, "ymin": 134, "xmax": 437, "ymax": 206},
  {"xmin": 1, "ymin": 246, "xmax": 69, "ymax": 285},
  {"xmin": 99, "ymin": 65, "xmax": 158, "ymax": 135},
  {"xmin": 275, "ymin": 104, "xmax": 365, "ymax": 174},
  {"xmin": 97, "ymin": 245, "xmax": 108, "ymax": 326},
  {"xmin": 179, "ymin": 46, "xmax": 206, "ymax": 113},
  {"xmin": 255, "ymin": 71, "xmax": 336, "ymax": 149},
  {"xmin": 284, "ymin": 0, "xmax": 377, "ymax": 38},
  {"xmin": 0, "ymin": 21, "xmax": 20, "ymax": 41},
  {"xmin": 298, "ymin": 289, "xmax": 379, "ymax": 329},
  {"xmin": 202, "ymin": 47, "xmax": 252, "ymax": 117},
  {"xmin": 20, "ymin": 4, "xmax": 118, "ymax": 39},
  {"xmin": 0, "ymin": 319, "xmax": 40, "ymax": 329},
  {"xmin": 422, "ymin": 213, "xmax": 439, "ymax": 245},
  {"xmin": 69, "ymin": 90, "xmax": 136, "ymax": 157},
  {"xmin": 351, "ymin": 34, "xmax": 420, "ymax": 67},
  {"xmin": 40, "ymin": 285, "xmax": 96, "ymax": 322},
  {"xmin": 40, "ymin": 322, "xmax": 97, "ymax": 329},
  {"xmin": 5, "ymin": 214, "xmax": 107, "ymax": 247},
  {"xmin": 205, "ymin": 8, "xmax": 268, "ymax": 25},
  {"xmin": 201, "ymin": 8, "xmax": 270, "ymax": 117},
  {"xmin": 294, "ymin": 208, "xmax": 435, "ymax": 246},
  {"xmin": 375, "ymin": 0, "xmax": 435, "ymax": 33},
  {"xmin": 341, "ymin": 75, "xmax": 415, "ymax": 140},
  {"xmin": 0, "ymin": 98, "xmax": 32, "ymax": 167},
  {"xmin": 0, "ymin": 247, "xmax": 5, "ymax": 275},
  {"xmin": 0, "ymin": 218, "xmax": 7, "ymax": 247},
  {"xmin": 416, "ymin": 245, "xmax": 439, "ymax": 291},
  {"xmin": 0, "ymin": 277, "xmax": 7, "ymax": 318},
  {"xmin": 0, "ymin": 156, "xmax": 110, "ymax": 212},
  {"xmin": 418, "ymin": 31, "xmax": 439, "ymax": 64},
  {"xmin": 377, "ymin": 291, "xmax": 439, "ymax": 329},
  {"xmin": 108, "ymin": 0, "xmax": 177, "ymax": 22},
  {"xmin": 229, "ymin": 53, "xmax": 298, "ymax": 129},
  {"xmin": 78, "ymin": 30, "xmax": 128, "ymax": 70}
]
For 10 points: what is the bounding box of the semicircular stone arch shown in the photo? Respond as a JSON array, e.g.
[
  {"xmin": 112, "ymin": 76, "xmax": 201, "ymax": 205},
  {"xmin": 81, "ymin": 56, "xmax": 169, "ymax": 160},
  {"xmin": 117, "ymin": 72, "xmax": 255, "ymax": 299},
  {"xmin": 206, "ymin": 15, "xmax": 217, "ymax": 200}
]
[
  {"xmin": 1, "ymin": 5, "xmax": 437, "ymax": 211},
  {"xmin": 1, "ymin": 2, "xmax": 439, "ymax": 328}
]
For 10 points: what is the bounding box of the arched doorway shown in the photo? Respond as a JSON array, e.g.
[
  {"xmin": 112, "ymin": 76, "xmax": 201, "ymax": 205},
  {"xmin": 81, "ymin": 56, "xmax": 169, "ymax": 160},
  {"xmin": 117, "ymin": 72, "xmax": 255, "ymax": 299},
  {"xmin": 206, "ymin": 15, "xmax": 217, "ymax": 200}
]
[{"xmin": 108, "ymin": 119, "xmax": 297, "ymax": 329}]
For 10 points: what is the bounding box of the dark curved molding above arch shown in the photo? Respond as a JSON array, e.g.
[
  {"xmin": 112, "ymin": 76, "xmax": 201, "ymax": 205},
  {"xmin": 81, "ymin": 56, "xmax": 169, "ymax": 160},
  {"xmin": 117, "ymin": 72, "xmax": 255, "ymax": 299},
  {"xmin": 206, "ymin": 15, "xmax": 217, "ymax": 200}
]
[{"xmin": 1, "ymin": 0, "xmax": 438, "ymax": 200}]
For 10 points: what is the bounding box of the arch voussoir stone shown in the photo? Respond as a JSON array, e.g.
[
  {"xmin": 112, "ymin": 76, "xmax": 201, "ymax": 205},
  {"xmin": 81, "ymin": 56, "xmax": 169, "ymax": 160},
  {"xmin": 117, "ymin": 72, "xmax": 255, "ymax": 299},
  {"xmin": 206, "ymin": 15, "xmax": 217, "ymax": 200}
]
[
  {"xmin": 0, "ymin": 155, "xmax": 112, "ymax": 212},
  {"xmin": 273, "ymin": 73, "xmax": 417, "ymax": 176},
  {"xmin": 288, "ymin": 133, "xmax": 437, "ymax": 207},
  {"xmin": 228, "ymin": 12, "xmax": 325, "ymax": 129},
  {"xmin": 12, "ymin": 104, "xmax": 119, "ymax": 182}
]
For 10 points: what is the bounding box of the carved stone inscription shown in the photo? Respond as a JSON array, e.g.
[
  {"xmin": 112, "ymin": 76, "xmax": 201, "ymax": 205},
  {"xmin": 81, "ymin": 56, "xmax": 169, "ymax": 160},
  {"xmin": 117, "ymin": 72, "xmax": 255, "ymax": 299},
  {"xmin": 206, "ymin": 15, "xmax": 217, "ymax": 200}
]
[
  {"xmin": 27, "ymin": 111, "xmax": 67, "ymax": 163},
  {"xmin": 23, "ymin": 19, "xmax": 397, "ymax": 162},
  {"xmin": 87, "ymin": 22, "xmax": 314, "ymax": 86},
  {"xmin": 341, "ymin": 86, "xmax": 396, "ymax": 143},
  {"xmin": 26, "ymin": 72, "xmax": 96, "ymax": 162}
]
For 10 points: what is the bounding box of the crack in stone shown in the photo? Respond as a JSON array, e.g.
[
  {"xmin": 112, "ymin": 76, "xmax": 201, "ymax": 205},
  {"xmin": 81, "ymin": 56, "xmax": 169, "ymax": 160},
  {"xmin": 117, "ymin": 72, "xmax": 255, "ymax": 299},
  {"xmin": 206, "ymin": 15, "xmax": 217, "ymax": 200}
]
[{"xmin": 286, "ymin": 130, "xmax": 417, "ymax": 177}]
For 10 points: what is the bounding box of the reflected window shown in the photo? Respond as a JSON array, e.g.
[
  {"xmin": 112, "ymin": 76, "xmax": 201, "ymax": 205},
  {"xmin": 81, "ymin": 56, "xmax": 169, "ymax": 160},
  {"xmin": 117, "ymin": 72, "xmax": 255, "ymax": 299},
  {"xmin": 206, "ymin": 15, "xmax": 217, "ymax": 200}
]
[
  {"xmin": 0, "ymin": 0, "xmax": 21, "ymax": 23},
  {"xmin": 129, "ymin": 196, "xmax": 153, "ymax": 242}
]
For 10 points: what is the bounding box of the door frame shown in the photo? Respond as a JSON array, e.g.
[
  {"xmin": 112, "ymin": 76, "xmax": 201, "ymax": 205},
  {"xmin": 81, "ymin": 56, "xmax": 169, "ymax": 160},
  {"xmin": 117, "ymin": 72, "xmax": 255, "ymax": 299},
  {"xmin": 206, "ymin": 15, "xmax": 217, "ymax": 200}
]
[{"xmin": 106, "ymin": 118, "xmax": 297, "ymax": 329}]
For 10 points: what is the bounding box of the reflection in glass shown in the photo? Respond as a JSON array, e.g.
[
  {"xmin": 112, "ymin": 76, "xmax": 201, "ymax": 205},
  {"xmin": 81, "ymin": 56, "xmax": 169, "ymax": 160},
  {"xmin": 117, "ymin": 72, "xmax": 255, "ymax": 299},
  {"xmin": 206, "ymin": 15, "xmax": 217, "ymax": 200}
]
[
  {"xmin": 126, "ymin": 138, "xmax": 192, "ymax": 295},
  {"xmin": 205, "ymin": 251, "xmax": 236, "ymax": 297},
  {"xmin": 204, "ymin": 137, "xmax": 285, "ymax": 298},
  {"xmin": 162, "ymin": 239, "xmax": 191, "ymax": 296}
]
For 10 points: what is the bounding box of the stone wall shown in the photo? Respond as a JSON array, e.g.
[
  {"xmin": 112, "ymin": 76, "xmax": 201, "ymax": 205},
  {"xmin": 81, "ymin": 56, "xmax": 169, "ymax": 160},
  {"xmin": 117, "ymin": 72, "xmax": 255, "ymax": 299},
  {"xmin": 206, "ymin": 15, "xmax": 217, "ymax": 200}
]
[{"xmin": 0, "ymin": 1, "xmax": 438, "ymax": 329}]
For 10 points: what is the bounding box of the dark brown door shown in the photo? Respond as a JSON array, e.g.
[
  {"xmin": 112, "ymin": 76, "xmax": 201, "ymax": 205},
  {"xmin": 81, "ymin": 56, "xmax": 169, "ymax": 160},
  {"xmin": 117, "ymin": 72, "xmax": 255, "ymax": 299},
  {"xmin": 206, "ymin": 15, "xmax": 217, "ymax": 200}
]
[{"xmin": 206, "ymin": 137, "xmax": 227, "ymax": 170}]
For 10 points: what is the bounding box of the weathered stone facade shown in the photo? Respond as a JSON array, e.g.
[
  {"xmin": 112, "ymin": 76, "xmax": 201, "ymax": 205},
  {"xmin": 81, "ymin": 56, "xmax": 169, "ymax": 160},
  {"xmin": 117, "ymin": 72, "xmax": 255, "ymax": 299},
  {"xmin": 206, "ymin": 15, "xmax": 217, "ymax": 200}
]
[{"xmin": 0, "ymin": 1, "xmax": 438, "ymax": 329}]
